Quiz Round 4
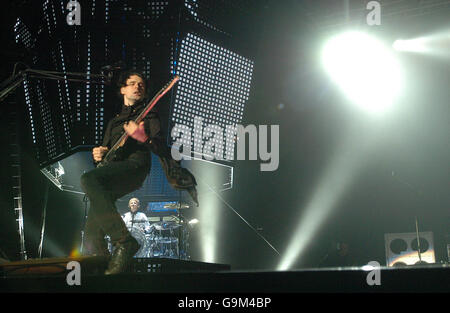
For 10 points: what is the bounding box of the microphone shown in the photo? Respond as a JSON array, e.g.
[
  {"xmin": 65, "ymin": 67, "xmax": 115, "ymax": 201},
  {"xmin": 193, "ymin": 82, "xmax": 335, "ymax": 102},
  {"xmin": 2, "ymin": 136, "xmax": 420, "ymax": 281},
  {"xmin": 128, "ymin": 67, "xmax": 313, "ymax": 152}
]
[
  {"xmin": 101, "ymin": 62, "xmax": 125, "ymax": 84},
  {"xmin": 101, "ymin": 64, "xmax": 122, "ymax": 71},
  {"xmin": 101, "ymin": 61, "xmax": 125, "ymax": 71}
]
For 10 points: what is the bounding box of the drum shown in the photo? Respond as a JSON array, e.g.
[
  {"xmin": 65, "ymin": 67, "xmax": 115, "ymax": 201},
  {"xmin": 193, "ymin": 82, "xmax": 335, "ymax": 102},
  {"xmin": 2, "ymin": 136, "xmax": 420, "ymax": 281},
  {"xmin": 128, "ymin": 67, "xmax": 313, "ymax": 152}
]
[
  {"xmin": 153, "ymin": 221, "xmax": 182, "ymax": 231},
  {"xmin": 104, "ymin": 227, "xmax": 151, "ymax": 258},
  {"xmin": 128, "ymin": 226, "xmax": 150, "ymax": 258},
  {"xmin": 150, "ymin": 236, "xmax": 179, "ymax": 258}
]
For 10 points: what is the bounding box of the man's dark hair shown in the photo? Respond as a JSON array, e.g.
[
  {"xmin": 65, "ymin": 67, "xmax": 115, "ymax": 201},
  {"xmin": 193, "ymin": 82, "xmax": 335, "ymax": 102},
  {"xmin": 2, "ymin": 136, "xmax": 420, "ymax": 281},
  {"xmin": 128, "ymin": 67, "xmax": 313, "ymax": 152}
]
[{"xmin": 116, "ymin": 70, "xmax": 148, "ymax": 98}]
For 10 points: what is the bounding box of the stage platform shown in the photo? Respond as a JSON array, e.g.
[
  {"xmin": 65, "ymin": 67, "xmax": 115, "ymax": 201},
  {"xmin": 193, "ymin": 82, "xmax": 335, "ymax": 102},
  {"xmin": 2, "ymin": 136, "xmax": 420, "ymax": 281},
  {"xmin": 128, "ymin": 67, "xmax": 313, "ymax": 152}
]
[{"xmin": 0, "ymin": 257, "xmax": 449, "ymax": 293}]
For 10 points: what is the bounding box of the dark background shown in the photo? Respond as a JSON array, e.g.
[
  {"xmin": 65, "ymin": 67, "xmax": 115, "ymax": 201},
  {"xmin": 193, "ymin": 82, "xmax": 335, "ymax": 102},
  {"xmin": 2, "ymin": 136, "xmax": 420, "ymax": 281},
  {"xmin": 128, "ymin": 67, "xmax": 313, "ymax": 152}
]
[{"xmin": 0, "ymin": 0, "xmax": 449, "ymax": 270}]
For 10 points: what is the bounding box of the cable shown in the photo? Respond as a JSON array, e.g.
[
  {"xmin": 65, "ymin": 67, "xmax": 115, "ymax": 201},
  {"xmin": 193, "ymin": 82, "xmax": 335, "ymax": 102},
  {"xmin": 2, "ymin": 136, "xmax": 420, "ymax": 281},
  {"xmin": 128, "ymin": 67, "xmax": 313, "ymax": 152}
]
[
  {"xmin": 80, "ymin": 194, "xmax": 89, "ymax": 254},
  {"xmin": 38, "ymin": 180, "xmax": 49, "ymax": 258},
  {"xmin": 192, "ymin": 171, "xmax": 280, "ymax": 256}
]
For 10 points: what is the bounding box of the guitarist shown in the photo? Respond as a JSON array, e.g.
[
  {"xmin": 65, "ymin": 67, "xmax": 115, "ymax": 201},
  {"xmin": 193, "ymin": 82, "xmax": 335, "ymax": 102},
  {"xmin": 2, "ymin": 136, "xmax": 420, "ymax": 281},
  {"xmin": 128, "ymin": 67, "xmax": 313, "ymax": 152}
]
[{"xmin": 81, "ymin": 70, "xmax": 197, "ymax": 275}]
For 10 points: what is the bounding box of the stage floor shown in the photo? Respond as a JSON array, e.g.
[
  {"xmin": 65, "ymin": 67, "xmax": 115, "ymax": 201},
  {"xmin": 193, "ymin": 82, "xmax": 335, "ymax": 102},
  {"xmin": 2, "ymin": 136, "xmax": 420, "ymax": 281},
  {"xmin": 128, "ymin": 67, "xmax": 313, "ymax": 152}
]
[{"xmin": 1, "ymin": 258, "xmax": 449, "ymax": 293}]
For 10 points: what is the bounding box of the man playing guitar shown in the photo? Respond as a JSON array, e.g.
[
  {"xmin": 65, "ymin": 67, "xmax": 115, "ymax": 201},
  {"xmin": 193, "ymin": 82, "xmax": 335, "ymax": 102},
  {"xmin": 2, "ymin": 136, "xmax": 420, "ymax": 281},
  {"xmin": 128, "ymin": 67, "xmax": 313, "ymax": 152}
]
[{"xmin": 81, "ymin": 71, "xmax": 197, "ymax": 275}]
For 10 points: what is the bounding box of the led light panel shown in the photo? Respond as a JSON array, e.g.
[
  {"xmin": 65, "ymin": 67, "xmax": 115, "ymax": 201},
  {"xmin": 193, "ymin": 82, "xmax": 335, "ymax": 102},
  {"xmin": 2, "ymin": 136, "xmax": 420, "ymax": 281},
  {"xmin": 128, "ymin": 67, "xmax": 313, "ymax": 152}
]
[{"xmin": 171, "ymin": 33, "xmax": 253, "ymax": 161}]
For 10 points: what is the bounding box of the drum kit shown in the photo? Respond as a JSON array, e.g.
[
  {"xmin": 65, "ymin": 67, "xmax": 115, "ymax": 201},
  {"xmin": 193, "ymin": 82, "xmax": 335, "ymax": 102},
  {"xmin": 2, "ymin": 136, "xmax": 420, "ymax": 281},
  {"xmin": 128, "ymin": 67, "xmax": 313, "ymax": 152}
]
[{"xmin": 107, "ymin": 202, "xmax": 193, "ymax": 259}]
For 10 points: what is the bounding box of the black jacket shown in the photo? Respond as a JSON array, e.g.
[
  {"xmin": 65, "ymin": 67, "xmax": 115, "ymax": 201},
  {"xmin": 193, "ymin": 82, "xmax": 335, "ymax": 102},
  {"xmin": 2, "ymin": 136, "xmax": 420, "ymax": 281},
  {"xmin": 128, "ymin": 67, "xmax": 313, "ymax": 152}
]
[
  {"xmin": 102, "ymin": 99, "xmax": 168, "ymax": 169},
  {"xmin": 101, "ymin": 99, "xmax": 199, "ymax": 206}
]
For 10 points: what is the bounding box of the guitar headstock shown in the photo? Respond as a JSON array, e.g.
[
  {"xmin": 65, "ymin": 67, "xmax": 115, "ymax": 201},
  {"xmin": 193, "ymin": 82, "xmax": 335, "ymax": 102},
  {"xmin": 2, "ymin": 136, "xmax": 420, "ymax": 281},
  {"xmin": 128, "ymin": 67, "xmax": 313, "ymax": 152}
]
[
  {"xmin": 167, "ymin": 75, "xmax": 180, "ymax": 86},
  {"xmin": 157, "ymin": 75, "xmax": 180, "ymax": 96}
]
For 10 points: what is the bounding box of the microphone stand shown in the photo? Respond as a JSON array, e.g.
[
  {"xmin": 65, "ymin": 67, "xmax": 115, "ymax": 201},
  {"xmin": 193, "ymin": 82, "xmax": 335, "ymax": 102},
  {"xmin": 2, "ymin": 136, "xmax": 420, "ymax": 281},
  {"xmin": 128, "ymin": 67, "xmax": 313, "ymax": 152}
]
[
  {"xmin": 80, "ymin": 194, "xmax": 89, "ymax": 254},
  {"xmin": 0, "ymin": 67, "xmax": 110, "ymax": 103},
  {"xmin": 391, "ymin": 171, "xmax": 424, "ymax": 264},
  {"xmin": 415, "ymin": 216, "xmax": 422, "ymax": 263}
]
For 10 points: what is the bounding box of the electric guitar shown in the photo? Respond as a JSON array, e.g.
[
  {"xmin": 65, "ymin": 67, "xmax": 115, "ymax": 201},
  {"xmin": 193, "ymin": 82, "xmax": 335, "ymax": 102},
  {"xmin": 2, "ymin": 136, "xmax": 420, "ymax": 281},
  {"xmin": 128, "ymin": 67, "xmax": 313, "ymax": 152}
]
[{"xmin": 97, "ymin": 75, "xmax": 180, "ymax": 167}]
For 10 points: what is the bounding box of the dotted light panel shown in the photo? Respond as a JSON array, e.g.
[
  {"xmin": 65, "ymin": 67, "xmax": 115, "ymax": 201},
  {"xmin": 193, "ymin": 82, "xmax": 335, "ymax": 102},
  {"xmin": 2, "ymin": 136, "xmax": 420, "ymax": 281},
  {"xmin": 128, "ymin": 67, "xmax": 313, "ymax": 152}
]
[
  {"xmin": 14, "ymin": 18, "xmax": 35, "ymax": 49},
  {"xmin": 106, "ymin": 0, "xmax": 169, "ymax": 26},
  {"xmin": 105, "ymin": 0, "xmax": 169, "ymax": 77},
  {"xmin": 184, "ymin": 0, "xmax": 229, "ymax": 36},
  {"xmin": 127, "ymin": 154, "xmax": 180, "ymax": 200},
  {"xmin": 171, "ymin": 33, "xmax": 253, "ymax": 161},
  {"xmin": 183, "ymin": 0, "xmax": 258, "ymax": 36},
  {"xmin": 14, "ymin": 0, "xmax": 109, "ymax": 167}
]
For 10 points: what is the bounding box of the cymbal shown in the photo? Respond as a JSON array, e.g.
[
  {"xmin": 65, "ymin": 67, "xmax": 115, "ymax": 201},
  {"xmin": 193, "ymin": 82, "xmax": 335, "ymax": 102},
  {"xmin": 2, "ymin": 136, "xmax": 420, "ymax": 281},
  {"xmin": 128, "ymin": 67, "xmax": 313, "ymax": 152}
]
[
  {"xmin": 163, "ymin": 202, "xmax": 190, "ymax": 210},
  {"xmin": 152, "ymin": 221, "xmax": 182, "ymax": 231},
  {"xmin": 152, "ymin": 237, "xmax": 179, "ymax": 244}
]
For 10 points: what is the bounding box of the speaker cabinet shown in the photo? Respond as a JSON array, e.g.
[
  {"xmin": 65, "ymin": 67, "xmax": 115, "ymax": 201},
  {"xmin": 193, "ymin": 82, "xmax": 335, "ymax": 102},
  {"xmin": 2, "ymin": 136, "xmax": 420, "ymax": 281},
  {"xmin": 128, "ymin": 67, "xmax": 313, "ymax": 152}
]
[{"xmin": 384, "ymin": 231, "xmax": 436, "ymax": 267}]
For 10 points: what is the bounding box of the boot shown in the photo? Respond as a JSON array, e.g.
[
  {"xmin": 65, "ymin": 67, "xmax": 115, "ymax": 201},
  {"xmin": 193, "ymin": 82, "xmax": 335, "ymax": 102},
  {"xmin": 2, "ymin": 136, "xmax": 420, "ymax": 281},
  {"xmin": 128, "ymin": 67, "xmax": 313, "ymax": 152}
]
[
  {"xmin": 82, "ymin": 237, "xmax": 111, "ymax": 258},
  {"xmin": 104, "ymin": 237, "xmax": 140, "ymax": 275}
]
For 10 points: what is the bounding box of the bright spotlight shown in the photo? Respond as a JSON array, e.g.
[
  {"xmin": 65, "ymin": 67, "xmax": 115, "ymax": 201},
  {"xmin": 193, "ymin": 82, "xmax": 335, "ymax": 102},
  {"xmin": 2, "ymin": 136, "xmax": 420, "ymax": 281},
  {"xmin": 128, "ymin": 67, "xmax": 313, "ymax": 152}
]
[
  {"xmin": 322, "ymin": 31, "xmax": 403, "ymax": 115},
  {"xmin": 277, "ymin": 125, "xmax": 382, "ymax": 271},
  {"xmin": 184, "ymin": 159, "xmax": 222, "ymax": 264},
  {"xmin": 392, "ymin": 31, "xmax": 450, "ymax": 58},
  {"xmin": 277, "ymin": 139, "xmax": 363, "ymax": 270},
  {"xmin": 393, "ymin": 38, "xmax": 429, "ymax": 53}
]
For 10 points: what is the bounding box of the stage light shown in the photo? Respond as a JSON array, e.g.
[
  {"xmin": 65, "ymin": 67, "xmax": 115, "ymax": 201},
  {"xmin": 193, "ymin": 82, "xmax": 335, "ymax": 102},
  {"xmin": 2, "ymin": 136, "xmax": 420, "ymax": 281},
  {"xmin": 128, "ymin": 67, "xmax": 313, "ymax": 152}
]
[
  {"xmin": 28, "ymin": 222, "xmax": 66, "ymax": 257},
  {"xmin": 392, "ymin": 31, "xmax": 450, "ymax": 58},
  {"xmin": 275, "ymin": 35, "xmax": 406, "ymax": 270},
  {"xmin": 192, "ymin": 161, "xmax": 221, "ymax": 264},
  {"xmin": 321, "ymin": 31, "xmax": 403, "ymax": 116},
  {"xmin": 278, "ymin": 131, "xmax": 376, "ymax": 271},
  {"xmin": 393, "ymin": 38, "xmax": 429, "ymax": 53},
  {"xmin": 179, "ymin": 158, "xmax": 234, "ymax": 264},
  {"xmin": 362, "ymin": 263, "xmax": 380, "ymax": 271},
  {"xmin": 70, "ymin": 248, "xmax": 81, "ymax": 258}
]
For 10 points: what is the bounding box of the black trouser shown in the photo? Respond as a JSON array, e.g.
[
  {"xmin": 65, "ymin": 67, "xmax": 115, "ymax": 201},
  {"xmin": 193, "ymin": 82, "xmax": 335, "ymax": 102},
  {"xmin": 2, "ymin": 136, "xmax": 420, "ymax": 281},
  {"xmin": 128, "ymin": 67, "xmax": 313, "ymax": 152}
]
[{"xmin": 80, "ymin": 159, "xmax": 149, "ymax": 256}]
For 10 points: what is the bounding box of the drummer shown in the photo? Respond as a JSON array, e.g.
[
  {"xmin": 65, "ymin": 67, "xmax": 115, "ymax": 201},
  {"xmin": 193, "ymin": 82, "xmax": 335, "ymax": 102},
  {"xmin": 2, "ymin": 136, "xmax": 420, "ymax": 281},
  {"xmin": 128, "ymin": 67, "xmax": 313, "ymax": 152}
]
[{"xmin": 122, "ymin": 197, "xmax": 152, "ymax": 233}]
